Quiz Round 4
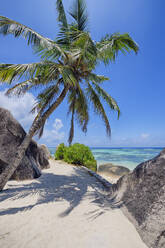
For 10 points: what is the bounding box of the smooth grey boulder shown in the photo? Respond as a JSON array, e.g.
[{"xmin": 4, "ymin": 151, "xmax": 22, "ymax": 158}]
[
  {"xmin": 39, "ymin": 144, "xmax": 51, "ymax": 160},
  {"xmin": 110, "ymin": 149, "xmax": 165, "ymax": 248},
  {"xmin": 98, "ymin": 163, "xmax": 130, "ymax": 177},
  {"xmin": 0, "ymin": 107, "xmax": 50, "ymax": 180}
]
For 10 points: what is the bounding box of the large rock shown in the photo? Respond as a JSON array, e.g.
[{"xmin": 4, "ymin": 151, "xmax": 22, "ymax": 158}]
[
  {"xmin": 110, "ymin": 149, "xmax": 165, "ymax": 248},
  {"xmin": 98, "ymin": 163, "xmax": 130, "ymax": 176},
  {"xmin": 98, "ymin": 163, "xmax": 130, "ymax": 184},
  {"xmin": 0, "ymin": 107, "xmax": 50, "ymax": 180},
  {"xmin": 39, "ymin": 144, "xmax": 51, "ymax": 160}
]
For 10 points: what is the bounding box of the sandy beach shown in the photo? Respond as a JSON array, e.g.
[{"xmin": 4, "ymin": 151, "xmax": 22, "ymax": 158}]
[{"xmin": 0, "ymin": 159, "xmax": 147, "ymax": 248}]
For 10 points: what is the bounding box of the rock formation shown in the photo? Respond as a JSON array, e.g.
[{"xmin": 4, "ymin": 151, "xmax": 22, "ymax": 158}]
[
  {"xmin": 98, "ymin": 163, "xmax": 130, "ymax": 177},
  {"xmin": 39, "ymin": 144, "xmax": 51, "ymax": 161},
  {"xmin": 111, "ymin": 149, "xmax": 165, "ymax": 248},
  {"xmin": 0, "ymin": 107, "xmax": 50, "ymax": 180}
]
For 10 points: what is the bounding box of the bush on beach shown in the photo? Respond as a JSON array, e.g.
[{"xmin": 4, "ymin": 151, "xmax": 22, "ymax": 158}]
[
  {"xmin": 55, "ymin": 143, "xmax": 97, "ymax": 172},
  {"xmin": 54, "ymin": 143, "xmax": 66, "ymax": 160}
]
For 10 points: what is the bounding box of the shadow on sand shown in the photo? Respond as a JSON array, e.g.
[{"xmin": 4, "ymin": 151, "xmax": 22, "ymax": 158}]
[{"xmin": 0, "ymin": 167, "xmax": 122, "ymax": 219}]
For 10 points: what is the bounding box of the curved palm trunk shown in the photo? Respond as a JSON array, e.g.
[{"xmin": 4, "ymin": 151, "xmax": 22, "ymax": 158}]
[{"xmin": 0, "ymin": 86, "xmax": 69, "ymax": 191}]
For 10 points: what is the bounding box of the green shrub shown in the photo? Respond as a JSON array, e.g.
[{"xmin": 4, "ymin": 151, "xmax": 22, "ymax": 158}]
[
  {"xmin": 55, "ymin": 143, "xmax": 97, "ymax": 172},
  {"xmin": 55, "ymin": 143, "xmax": 66, "ymax": 160},
  {"xmin": 63, "ymin": 143, "xmax": 97, "ymax": 172},
  {"xmin": 84, "ymin": 160, "xmax": 97, "ymax": 172}
]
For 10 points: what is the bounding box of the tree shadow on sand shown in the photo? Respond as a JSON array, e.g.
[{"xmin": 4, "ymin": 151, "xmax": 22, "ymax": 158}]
[{"xmin": 0, "ymin": 167, "xmax": 122, "ymax": 218}]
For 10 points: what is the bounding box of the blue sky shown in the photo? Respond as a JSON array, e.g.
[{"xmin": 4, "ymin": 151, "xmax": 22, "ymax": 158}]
[{"xmin": 0, "ymin": 0, "xmax": 165, "ymax": 147}]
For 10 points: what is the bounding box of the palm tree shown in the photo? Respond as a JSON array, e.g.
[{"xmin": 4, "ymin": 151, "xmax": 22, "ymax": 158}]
[{"xmin": 0, "ymin": 0, "xmax": 138, "ymax": 190}]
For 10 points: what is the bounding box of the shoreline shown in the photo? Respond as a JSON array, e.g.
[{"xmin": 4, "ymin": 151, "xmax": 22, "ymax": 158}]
[{"xmin": 49, "ymin": 146, "xmax": 163, "ymax": 171}]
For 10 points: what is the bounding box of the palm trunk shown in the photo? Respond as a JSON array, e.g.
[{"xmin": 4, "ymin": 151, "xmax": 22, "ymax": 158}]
[{"xmin": 0, "ymin": 86, "xmax": 69, "ymax": 191}]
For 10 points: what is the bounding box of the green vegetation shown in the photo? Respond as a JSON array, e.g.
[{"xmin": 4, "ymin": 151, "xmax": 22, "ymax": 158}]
[
  {"xmin": 55, "ymin": 143, "xmax": 66, "ymax": 160},
  {"xmin": 55, "ymin": 143, "xmax": 97, "ymax": 172}
]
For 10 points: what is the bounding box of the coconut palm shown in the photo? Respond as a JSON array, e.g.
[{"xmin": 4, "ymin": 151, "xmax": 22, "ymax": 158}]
[{"xmin": 0, "ymin": 0, "xmax": 138, "ymax": 190}]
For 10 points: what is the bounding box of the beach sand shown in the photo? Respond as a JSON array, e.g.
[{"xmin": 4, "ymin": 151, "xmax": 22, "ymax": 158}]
[{"xmin": 0, "ymin": 159, "xmax": 147, "ymax": 248}]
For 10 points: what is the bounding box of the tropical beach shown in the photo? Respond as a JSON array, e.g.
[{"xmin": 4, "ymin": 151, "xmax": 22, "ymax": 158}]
[
  {"xmin": 0, "ymin": 0, "xmax": 165, "ymax": 247},
  {"xmin": 0, "ymin": 159, "xmax": 147, "ymax": 248}
]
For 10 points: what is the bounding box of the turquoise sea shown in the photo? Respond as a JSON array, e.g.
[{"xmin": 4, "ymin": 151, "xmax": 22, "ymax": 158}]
[
  {"xmin": 91, "ymin": 147, "xmax": 163, "ymax": 170},
  {"xmin": 48, "ymin": 147, "xmax": 163, "ymax": 171}
]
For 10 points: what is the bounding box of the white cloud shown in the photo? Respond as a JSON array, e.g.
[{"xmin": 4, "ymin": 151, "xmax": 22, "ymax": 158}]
[
  {"xmin": 141, "ymin": 133, "xmax": 150, "ymax": 139},
  {"xmin": 0, "ymin": 90, "xmax": 36, "ymax": 131},
  {"xmin": 53, "ymin": 118, "xmax": 63, "ymax": 130},
  {"xmin": 39, "ymin": 119, "xmax": 65, "ymax": 145}
]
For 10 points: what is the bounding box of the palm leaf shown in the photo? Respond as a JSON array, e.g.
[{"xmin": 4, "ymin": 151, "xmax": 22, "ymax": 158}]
[
  {"xmin": 36, "ymin": 85, "xmax": 69, "ymax": 137},
  {"xmin": 32, "ymin": 80, "xmax": 62, "ymax": 115},
  {"xmin": 56, "ymin": 0, "xmax": 68, "ymax": 29},
  {"xmin": 34, "ymin": 45, "xmax": 63, "ymax": 61},
  {"xmin": 60, "ymin": 65, "xmax": 78, "ymax": 88},
  {"xmin": 5, "ymin": 80, "xmax": 32, "ymax": 96},
  {"xmin": 67, "ymin": 88, "xmax": 89, "ymax": 144},
  {"xmin": 71, "ymin": 31, "xmax": 97, "ymax": 70},
  {"xmin": 56, "ymin": 25, "xmax": 80, "ymax": 46},
  {"xmin": 0, "ymin": 63, "xmax": 38, "ymax": 83},
  {"xmin": 0, "ymin": 16, "xmax": 53, "ymax": 47},
  {"xmin": 69, "ymin": 0, "xmax": 88, "ymax": 31},
  {"xmin": 73, "ymin": 90, "xmax": 89, "ymax": 132},
  {"xmin": 91, "ymin": 82, "xmax": 120, "ymax": 119},
  {"xmin": 0, "ymin": 15, "xmax": 65, "ymax": 55},
  {"xmin": 86, "ymin": 82, "xmax": 111, "ymax": 136},
  {"xmin": 97, "ymin": 33, "xmax": 139, "ymax": 64},
  {"xmin": 0, "ymin": 61, "xmax": 60, "ymax": 84},
  {"xmin": 88, "ymin": 73, "xmax": 109, "ymax": 84}
]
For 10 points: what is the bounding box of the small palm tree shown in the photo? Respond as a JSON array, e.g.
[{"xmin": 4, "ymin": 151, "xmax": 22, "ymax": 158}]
[{"xmin": 0, "ymin": 0, "xmax": 138, "ymax": 190}]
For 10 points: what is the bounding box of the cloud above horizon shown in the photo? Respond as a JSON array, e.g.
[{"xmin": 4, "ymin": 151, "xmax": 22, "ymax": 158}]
[
  {"xmin": 141, "ymin": 133, "xmax": 150, "ymax": 139},
  {"xmin": 39, "ymin": 119, "xmax": 65, "ymax": 145}
]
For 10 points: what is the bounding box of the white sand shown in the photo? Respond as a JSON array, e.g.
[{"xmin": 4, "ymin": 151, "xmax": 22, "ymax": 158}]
[{"xmin": 0, "ymin": 160, "xmax": 147, "ymax": 248}]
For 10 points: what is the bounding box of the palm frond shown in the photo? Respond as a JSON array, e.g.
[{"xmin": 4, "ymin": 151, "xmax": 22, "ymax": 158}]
[
  {"xmin": 72, "ymin": 32, "xmax": 97, "ymax": 70},
  {"xmin": 31, "ymin": 81, "xmax": 61, "ymax": 115},
  {"xmin": 88, "ymin": 73, "xmax": 109, "ymax": 84},
  {"xmin": 0, "ymin": 16, "xmax": 59, "ymax": 49},
  {"xmin": 97, "ymin": 33, "xmax": 139, "ymax": 64},
  {"xmin": 0, "ymin": 61, "xmax": 60, "ymax": 84},
  {"xmin": 56, "ymin": 24, "xmax": 81, "ymax": 46},
  {"xmin": 37, "ymin": 119, "xmax": 47, "ymax": 138},
  {"xmin": 69, "ymin": 0, "xmax": 88, "ymax": 31},
  {"xmin": 86, "ymin": 82, "xmax": 111, "ymax": 136},
  {"xmin": 0, "ymin": 63, "xmax": 38, "ymax": 83},
  {"xmin": 56, "ymin": 0, "xmax": 68, "ymax": 29},
  {"xmin": 32, "ymin": 85, "xmax": 69, "ymax": 138},
  {"xmin": 67, "ymin": 88, "xmax": 89, "ymax": 142},
  {"xmin": 34, "ymin": 45, "xmax": 63, "ymax": 61},
  {"xmin": 60, "ymin": 65, "xmax": 78, "ymax": 88},
  {"xmin": 91, "ymin": 82, "xmax": 120, "ymax": 119},
  {"xmin": 74, "ymin": 91, "xmax": 89, "ymax": 132},
  {"xmin": 5, "ymin": 80, "xmax": 32, "ymax": 96}
]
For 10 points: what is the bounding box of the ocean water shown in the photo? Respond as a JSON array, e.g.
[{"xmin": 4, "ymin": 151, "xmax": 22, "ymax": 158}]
[
  {"xmin": 48, "ymin": 147, "xmax": 163, "ymax": 171},
  {"xmin": 91, "ymin": 147, "xmax": 163, "ymax": 170}
]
